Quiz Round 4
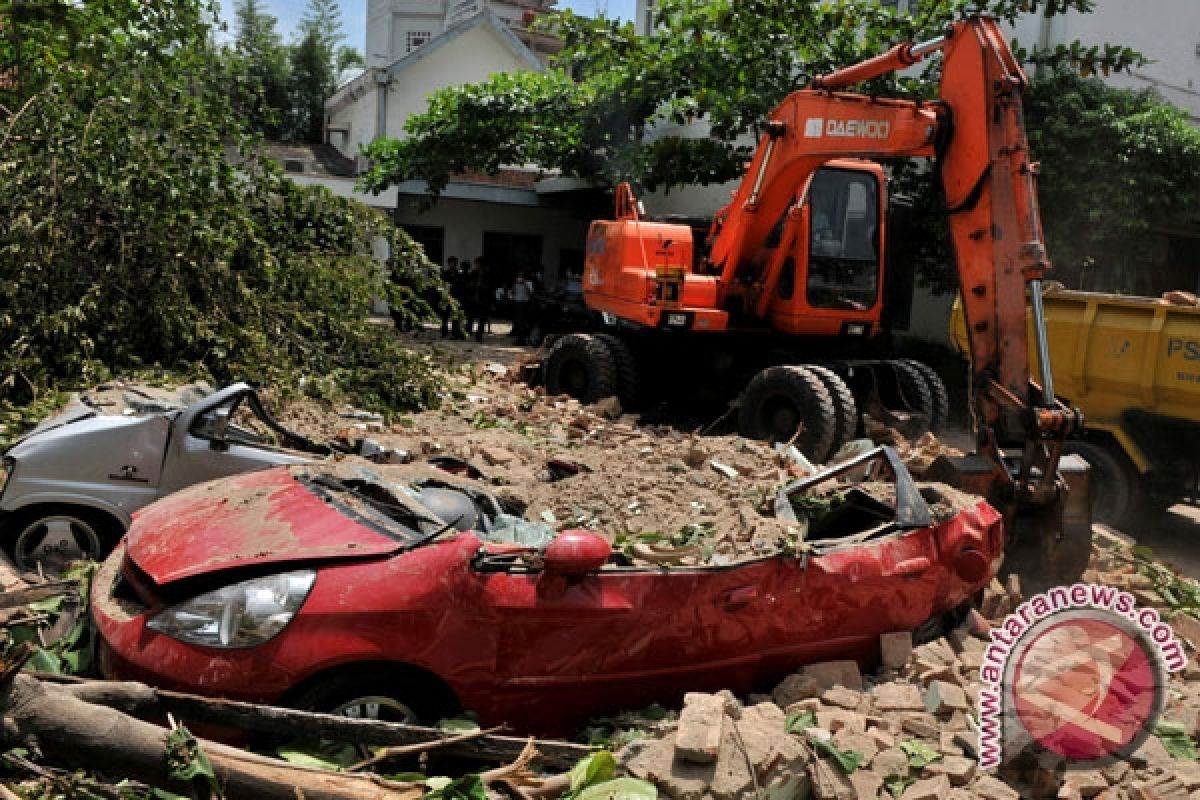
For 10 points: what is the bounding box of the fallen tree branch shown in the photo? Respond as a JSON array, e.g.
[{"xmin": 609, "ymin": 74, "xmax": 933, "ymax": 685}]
[
  {"xmin": 347, "ymin": 725, "xmax": 506, "ymax": 773},
  {"xmin": 482, "ymin": 738, "xmax": 541, "ymax": 800},
  {"xmin": 48, "ymin": 677, "xmax": 591, "ymax": 769},
  {"xmin": 2, "ymin": 674, "xmax": 424, "ymax": 799},
  {"xmin": 0, "ymin": 582, "xmax": 76, "ymax": 611},
  {"xmin": 1, "ymin": 752, "xmax": 123, "ymax": 800}
]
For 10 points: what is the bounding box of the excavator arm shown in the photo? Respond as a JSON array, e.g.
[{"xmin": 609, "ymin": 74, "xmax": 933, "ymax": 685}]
[{"xmin": 706, "ymin": 15, "xmax": 1088, "ymax": 588}]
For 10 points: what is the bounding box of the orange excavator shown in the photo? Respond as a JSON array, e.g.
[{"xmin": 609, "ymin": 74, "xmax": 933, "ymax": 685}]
[{"xmin": 540, "ymin": 15, "xmax": 1091, "ymax": 589}]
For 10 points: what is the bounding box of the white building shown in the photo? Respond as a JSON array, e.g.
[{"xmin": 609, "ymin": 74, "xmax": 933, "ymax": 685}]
[
  {"xmin": 1010, "ymin": 1, "xmax": 1200, "ymax": 122},
  {"xmin": 323, "ymin": 3, "xmax": 595, "ymax": 289}
]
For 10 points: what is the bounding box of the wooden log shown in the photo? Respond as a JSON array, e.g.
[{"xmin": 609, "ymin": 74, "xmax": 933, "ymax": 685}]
[
  {"xmin": 55, "ymin": 678, "xmax": 592, "ymax": 769},
  {"xmin": 2, "ymin": 674, "xmax": 422, "ymax": 800}
]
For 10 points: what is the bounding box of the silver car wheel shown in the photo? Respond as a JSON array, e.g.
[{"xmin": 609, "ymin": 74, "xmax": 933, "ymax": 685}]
[
  {"xmin": 13, "ymin": 514, "xmax": 102, "ymax": 573},
  {"xmin": 331, "ymin": 695, "xmax": 418, "ymax": 724}
]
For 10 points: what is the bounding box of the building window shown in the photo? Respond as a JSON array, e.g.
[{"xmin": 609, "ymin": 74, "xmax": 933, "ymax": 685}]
[{"xmin": 406, "ymin": 30, "xmax": 431, "ymax": 52}]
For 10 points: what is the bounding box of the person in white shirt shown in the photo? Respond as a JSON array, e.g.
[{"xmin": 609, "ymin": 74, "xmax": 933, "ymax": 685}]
[{"xmin": 511, "ymin": 271, "xmax": 534, "ymax": 342}]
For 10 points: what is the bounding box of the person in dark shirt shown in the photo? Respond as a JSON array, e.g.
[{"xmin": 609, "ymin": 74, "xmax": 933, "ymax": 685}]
[
  {"xmin": 441, "ymin": 256, "xmax": 466, "ymax": 339},
  {"xmin": 464, "ymin": 257, "xmax": 490, "ymax": 342}
]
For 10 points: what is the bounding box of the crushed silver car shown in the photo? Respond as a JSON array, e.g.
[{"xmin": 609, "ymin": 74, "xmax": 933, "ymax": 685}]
[{"xmin": 0, "ymin": 383, "xmax": 328, "ymax": 572}]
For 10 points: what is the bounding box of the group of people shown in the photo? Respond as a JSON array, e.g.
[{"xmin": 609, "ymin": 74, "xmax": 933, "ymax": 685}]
[{"xmin": 437, "ymin": 256, "xmax": 538, "ymax": 343}]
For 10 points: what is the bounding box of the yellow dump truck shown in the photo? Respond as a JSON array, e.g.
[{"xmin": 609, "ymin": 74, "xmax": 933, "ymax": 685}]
[{"xmin": 952, "ymin": 287, "xmax": 1200, "ymax": 526}]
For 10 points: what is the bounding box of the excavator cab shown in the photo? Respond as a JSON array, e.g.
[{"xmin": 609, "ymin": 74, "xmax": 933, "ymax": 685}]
[{"xmin": 764, "ymin": 162, "xmax": 887, "ymax": 338}]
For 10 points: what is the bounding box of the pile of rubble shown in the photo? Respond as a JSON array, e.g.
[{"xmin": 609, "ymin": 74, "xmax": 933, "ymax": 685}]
[
  {"xmin": 267, "ymin": 362, "xmax": 966, "ymax": 565},
  {"xmin": 611, "ymin": 526, "xmax": 1200, "ymax": 800}
]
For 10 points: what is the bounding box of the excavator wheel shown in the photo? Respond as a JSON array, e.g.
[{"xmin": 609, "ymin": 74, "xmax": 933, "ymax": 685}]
[
  {"xmin": 737, "ymin": 366, "xmax": 836, "ymax": 461},
  {"xmin": 805, "ymin": 365, "xmax": 859, "ymax": 462},
  {"xmin": 885, "ymin": 360, "xmax": 935, "ymax": 437},
  {"xmin": 900, "ymin": 359, "xmax": 949, "ymax": 433},
  {"xmin": 543, "ymin": 333, "xmax": 618, "ymax": 404},
  {"xmin": 593, "ymin": 333, "xmax": 640, "ymax": 410},
  {"xmin": 1063, "ymin": 439, "xmax": 1141, "ymax": 530}
]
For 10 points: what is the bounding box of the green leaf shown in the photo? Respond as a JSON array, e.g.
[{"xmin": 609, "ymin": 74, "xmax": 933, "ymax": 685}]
[
  {"xmin": 813, "ymin": 738, "xmax": 863, "ymax": 774},
  {"xmin": 576, "ymin": 777, "xmax": 657, "ymax": 800},
  {"xmin": 899, "ymin": 738, "xmax": 942, "ymax": 769},
  {"xmin": 1155, "ymin": 721, "xmax": 1198, "ymax": 760},
  {"xmin": 164, "ymin": 725, "xmax": 220, "ymax": 794},
  {"xmin": 437, "ymin": 716, "xmax": 482, "ymax": 733},
  {"xmin": 28, "ymin": 594, "xmax": 68, "ymax": 614},
  {"xmin": 883, "ymin": 771, "xmax": 916, "ymax": 798},
  {"xmin": 275, "ymin": 742, "xmax": 357, "ymax": 770},
  {"xmin": 1132, "ymin": 545, "xmax": 1155, "ymax": 562},
  {"xmin": 569, "ymin": 750, "xmax": 617, "ymax": 793},
  {"xmin": 25, "ymin": 647, "xmax": 63, "ymax": 675},
  {"xmin": 425, "ymin": 773, "xmax": 486, "ymax": 800},
  {"xmin": 785, "ymin": 711, "xmax": 816, "ymax": 734},
  {"xmin": 381, "ymin": 771, "xmax": 427, "ymax": 782}
]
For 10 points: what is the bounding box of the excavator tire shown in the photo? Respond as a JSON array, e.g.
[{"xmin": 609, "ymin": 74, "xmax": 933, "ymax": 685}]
[
  {"xmin": 900, "ymin": 359, "xmax": 950, "ymax": 433},
  {"xmin": 805, "ymin": 365, "xmax": 859, "ymax": 462},
  {"xmin": 543, "ymin": 333, "xmax": 617, "ymax": 404},
  {"xmin": 738, "ymin": 365, "xmax": 836, "ymax": 461},
  {"xmin": 1063, "ymin": 439, "xmax": 1141, "ymax": 530},
  {"xmin": 593, "ymin": 333, "xmax": 640, "ymax": 410},
  {"xmin": 886, "ymin": 360, "xmax": 935, "ymax": 437}
]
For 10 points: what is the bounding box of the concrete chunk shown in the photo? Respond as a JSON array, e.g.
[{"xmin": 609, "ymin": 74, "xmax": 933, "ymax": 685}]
[
  {"xmin": 872, "ymin": 681, "xmax": 925, "ymax": 711},
  {"xmin": 899, "ymin": 713, "xmax": 939, "ymax": 739},
  {"xmin": 922, "ymin": 755, "xmax": 976, "ymax": 787},
  {"xmin": 913, "ymin": 638, "xmax": 957, "ymax": 666},
  {"xmin": 1101, "ymin": 759, "xmax": 1131, "ymax": 785},
  {"xmin": 773, "ymin": 673, "xmax": 820, "ymax": 707},
  {"xmin": 1172, "ymin": 613, "xmax": 1200, "ymax": 647},
  {"xmin": 900, "ymin": 775, "xmax": 951, "ymax": 800},
  {"xmin": 1130, "ymin": 732, "xmax": 1173, "ymax": 767},
  {"xmin": 816, "ymin": 710, "xmax": 867, "ymax": 734},
  {"xmin": 1061, "ymin": 769, "xmax": 1110, "ymax": 797},
  {"xmin": 971, "ymin": 774, "xmax": 1021, "ymax": 800},
  {"xmin": 924, "ymin": 680, "xmax": 970, "ymax": 714},
  {"xmin": 880, "ymin": 631, "xmax": 913, "ymax": 669},
  {"xmin": 674, "ymin": 693, "xmax": 725, "ymax": 764},
  {"xmin": 832, "ymin": 730, "xmax": 878, "ymax": 765},
  {"xmin": 1130, "ymin": 774, "xmax": 1189, "ymax": 800},
  {"xmin": 821, "ymin": 685, "xmax": 863, "ymax": 710},
  {"xmin": 801, "ymin": 660, "xmax": 864, "ymax": 691},
  {"xmin": 870, "ymin": 747, "xmax": 909, "ymax": 779},
  {"xmin": 850, "ymin": 770, "xmax": 883, "ymax": 799},
  {"xmin": 810, "ymin": 761, "xmax": 856, "ymax": 800}
]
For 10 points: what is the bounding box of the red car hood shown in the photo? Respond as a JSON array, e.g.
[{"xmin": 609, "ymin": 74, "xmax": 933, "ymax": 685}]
[{"xmin": 126, "ymin": 467, "xmax": 404, "ymax": 585}]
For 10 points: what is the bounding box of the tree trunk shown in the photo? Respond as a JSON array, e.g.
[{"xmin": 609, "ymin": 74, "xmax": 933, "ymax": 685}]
[
  {"xmin": 53, "ymin": 677, "xmax": 589, "ymax": 769},
  {"xmin": 2, "ymin": 674, "xmax": 422, "ymax": 800}
]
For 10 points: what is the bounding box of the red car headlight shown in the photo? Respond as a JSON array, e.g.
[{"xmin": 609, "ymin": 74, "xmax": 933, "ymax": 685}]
[{"xmin": 146, "ymin": 569, "xmax": 316, "ymax": 649}]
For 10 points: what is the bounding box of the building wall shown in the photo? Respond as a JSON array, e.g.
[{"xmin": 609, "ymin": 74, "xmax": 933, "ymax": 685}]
[
  {"xmin": 327, "ymin": 80, "xmax": 378, "ymax": 162},
  {"xmin": 381, "ymin": 25, "xmax": 529, "ymax": 144},
  {"xmin": 367, "ymin": 0, "xmax": 555, "ymax": 67},
  {"xmin": 329, "ymin": 23, "xmax": 534, "ymax": 159},
  {"xmin": 1009, "ymin": 0, "xmax": 1200, "ymax": 121}
]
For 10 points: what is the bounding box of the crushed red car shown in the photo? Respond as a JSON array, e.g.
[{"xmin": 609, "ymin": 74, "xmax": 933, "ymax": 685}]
[{"xmin": 92, "ymin": 447, "xmax": 1002, "ymax": 734}]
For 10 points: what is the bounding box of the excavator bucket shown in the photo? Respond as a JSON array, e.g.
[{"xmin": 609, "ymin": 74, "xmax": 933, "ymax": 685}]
[
  {"xmin": 925, "ymin": 452, "xmax": 1093, "ymax": 595},
  {"xmin": 846, "ymin": 362, "xmax": 932, "ymax": 439}
]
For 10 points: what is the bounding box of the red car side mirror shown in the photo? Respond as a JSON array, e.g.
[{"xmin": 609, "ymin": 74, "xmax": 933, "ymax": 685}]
[{"xmin": 543, "ymin": 530, "xmax": 611, "ymax": 576}]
